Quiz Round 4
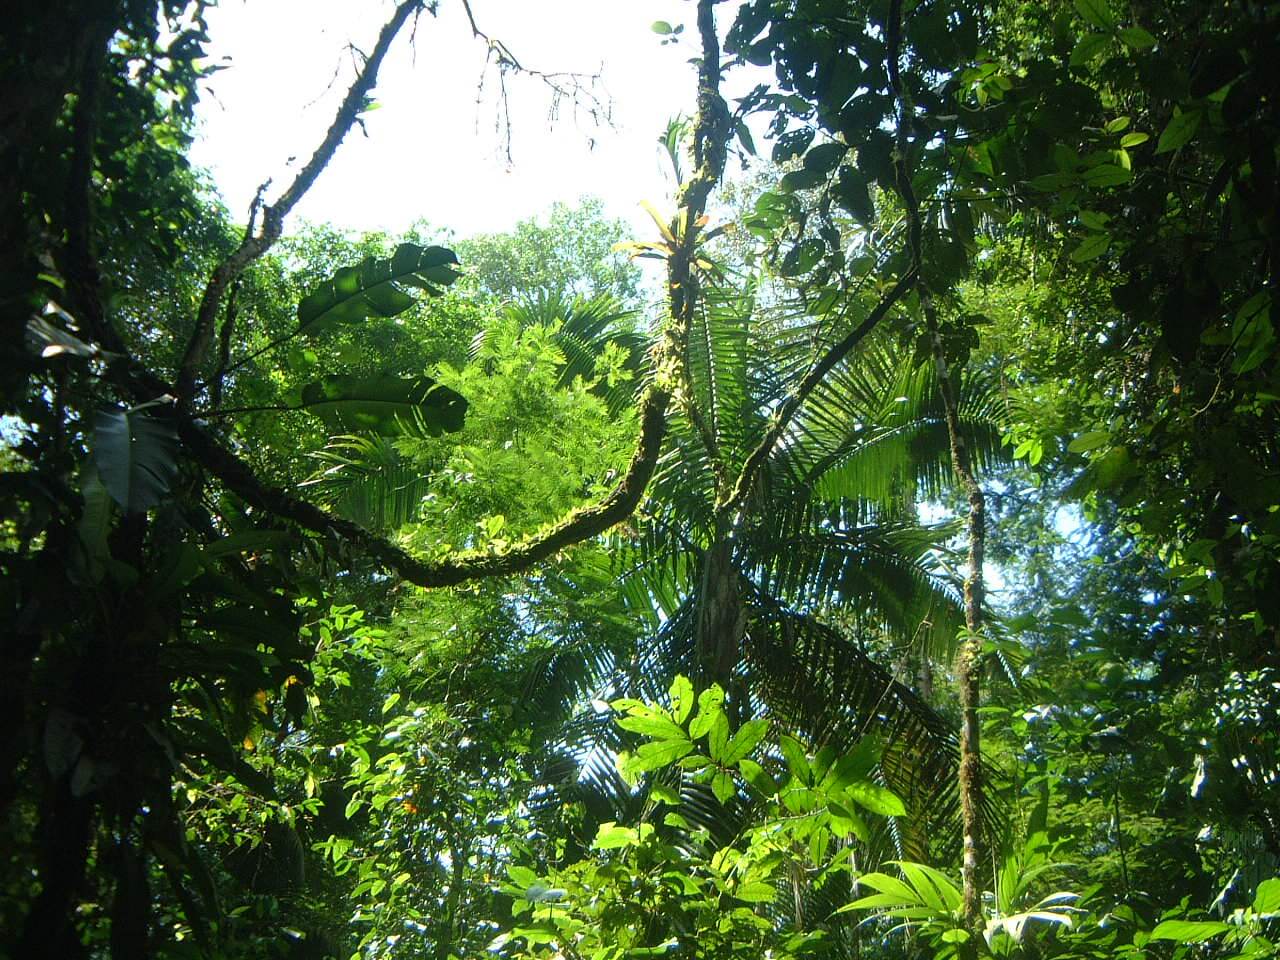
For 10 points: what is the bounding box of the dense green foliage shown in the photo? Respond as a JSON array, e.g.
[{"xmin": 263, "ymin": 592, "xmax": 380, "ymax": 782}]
[{"xmin": 1, "ymin": 0, "xmax": 1277, "ymax": 959}]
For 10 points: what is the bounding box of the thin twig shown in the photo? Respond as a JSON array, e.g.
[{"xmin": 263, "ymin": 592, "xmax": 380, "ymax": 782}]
[{"xmin": 176, "ymin": 0, "xmax": 426, "ymax": 398}]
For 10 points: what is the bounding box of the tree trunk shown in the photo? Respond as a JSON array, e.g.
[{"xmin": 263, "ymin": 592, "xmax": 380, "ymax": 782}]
[{"xmin": 926, "ymin": 299, "xmax": 986, "ymax": 946}]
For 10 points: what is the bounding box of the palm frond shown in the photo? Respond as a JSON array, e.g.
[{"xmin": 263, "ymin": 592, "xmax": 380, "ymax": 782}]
[
  {"xmin": 299, "ymin": 434, "xmax": 431, "ymax": 532},
  {"xmin": 473, "ymin": 292, "xmax": 650, "ymax": 415}
]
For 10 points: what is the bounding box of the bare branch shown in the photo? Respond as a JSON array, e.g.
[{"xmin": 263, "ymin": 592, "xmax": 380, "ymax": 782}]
[
  {"xmin": 176, "ymin": 0, "xmax": 426, "ymax": 398},
  {"xmin": 460, "ymin": 0, "xmax": 611, "ymax": 163}
]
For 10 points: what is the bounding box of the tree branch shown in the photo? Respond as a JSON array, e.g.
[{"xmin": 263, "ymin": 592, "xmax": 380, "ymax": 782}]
[
  {"xmin": 114, "ymin": 0, "xmax": 733, "ymax": 592},
  {"xmin": 176, "ymin": 0, "xmax": 426, "ymax": 398}
]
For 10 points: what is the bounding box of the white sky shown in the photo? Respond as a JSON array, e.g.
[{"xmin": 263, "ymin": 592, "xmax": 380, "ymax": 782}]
[{"xmin": 190, "ymin": 0, "xmax": 737, "ymax": 240}]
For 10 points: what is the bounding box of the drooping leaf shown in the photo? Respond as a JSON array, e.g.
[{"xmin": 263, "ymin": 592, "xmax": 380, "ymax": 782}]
[
  {"xmin": 299, "ymin": 374, "xmax": 467, "ymax": 436},
  {"xmin": 1155, "ymin": 110, "xmax": 1202, "ymax": 155},
  {"xmin": 93, "ymin": 408, "xmax": 179, "ymax": 513},
  {"xmin": 297, "ymin": 242, "xmax": 460, "ymax": 335}
]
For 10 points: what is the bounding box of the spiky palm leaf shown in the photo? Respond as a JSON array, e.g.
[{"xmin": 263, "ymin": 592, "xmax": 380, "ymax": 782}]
[{"xmin": 300, "ymin": 434, "xmax": 432, "ymax": 532}]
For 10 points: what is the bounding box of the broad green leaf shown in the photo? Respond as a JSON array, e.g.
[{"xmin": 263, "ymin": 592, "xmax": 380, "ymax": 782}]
[
  {"xmin": 689, "ymin": 686, "xmax": 725, "ymax": 738},
  {"xmin": 1070, "ymin": 233, "xmax": 1110, "ymax": 262},
  {"xmin": 299, "ymin": 374, "xmax": 466, "ymax": 437},
  {"xmin": 297, "ymin": 243, "xmax": 459, "ymax": 335},
  {"xmin": 1074, "ymin": 0, "xmax": 1116, "ymax": 29},
  {"xmin": 803, "ymin": 142, "xmax": 847, "ymax": 174},
  {"xmin": 734, "ymin": 882, "xmax": 776, "ymax": 903},
  {"xmin": 707, "ymin": 713, "xmax": 731, "ymax": 762},
  {"xmin": 1254, "ymin": 877, "xmax": 1280, "ymax": 915},
  {"xmin": 1119, "ymin": 26, "xmax": 1156, "ymax": 50},
  {"xmin": 93, "ymin": 408, "xmax": 178, "ymax": 513},
  {"xmin": 1155, "ymin": 110, "xmax": 1202, "ymax": 154},
  {"xmin": 507, "ymin": 865, "xmax": 539, "ymax": 889},
  {"xmin": 1120, "ymin": 131, "xmax": 1149, "ymax": 147},
  {"xmin": 846, "ymin": 781, "xmax": 906, "ymax": 816},
  {"xmin": 722, "ymin": 718, "xmax": 769, "ymax": 765},
  {"xmin": 1082, "ymin": 163, "xmax": 1132, "ymax": 187},
  {"xmin": 1070, "ymin": 32, "xmax": 1111, "ymax": 66},
  {"xmin": 669, "ymin": 675, "xmax": 695, "ymax": 724},
  {"xmin": 650, "ymin": 783, "xmax": 681, "ymax": 805},
  {"xmin": 1149, "ymin": 920, "xmax": 1232, "ymax": 943},
  {"xmin": 738, "ymin": 759, "xmax": 777, "ymax": 796},
  {"xmin": 1067, "ymin": 430, "xmax": 1110, "ymax": 452},
  {"xmin": 616, "ymin": 709, "xmax": 688, "ymax": 742},
  {"xmin": 897, "ymin": 861, "xmax": 962, "ymax": 911},
  {"xmin": 619, "ymin": 739, "xmax": 694, "ymax": 780},
  {"xmin": 1079, "ymin": 210, "xmax": 1111, "ymax": 231},
  {"xmin": 711, "ymin": 769, "xmax": 735, "ymax": 803},
  {"xmin": 779, "ymin": 735, "xmax": 809, "ymax": 781},
  {"xmin": 835, "ymin": 165, "xmax": 875, "ymax": 224},
  {"xmin": 828, "ymin": 801, "xmax": 869, "ymax": 840},
  {"xmin": 850, "ymin": 872, "xmax": 920, "ymax": 905},
  {"xmin": 651, "ymin": 20, "xmax": 673, "ymax": 34},
  {"xmin": 780, "ymin": 169, "xmax": 826, "ymax": 192},
  {"xmin": 594, "ymin": 822, "xmax": 638, "ymax": 849}
]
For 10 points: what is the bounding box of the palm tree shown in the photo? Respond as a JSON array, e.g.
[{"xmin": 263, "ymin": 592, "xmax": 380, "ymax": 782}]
[{"xmin": 519, "ymin": 271, "xmax": 1008, "ymax": 866}]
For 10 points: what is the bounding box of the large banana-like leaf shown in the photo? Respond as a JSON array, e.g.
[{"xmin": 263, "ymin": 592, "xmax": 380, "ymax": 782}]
[
  {"xmin": 93, "ymin": 408, "xmax": 179, "ymax": 513},
  {"xmin": 298, "ymin": 374, "xmax": 466, "ymax": 437},
  {"xmin": 296, "ymin": 242, "xmax": 460, "ymax": 335}
]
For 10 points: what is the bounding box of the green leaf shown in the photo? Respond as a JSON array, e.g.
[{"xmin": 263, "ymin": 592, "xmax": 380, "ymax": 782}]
[
  {"xmin": 1081, "ymin": 163, "xmax": 1132, "ymax": 187},
  {"xmin": 594, "ymin": 822, "xmax": 637, "ymax": 849},
  {"xmin": 651, "ymin": 20, "xmax": 673, "ymax": 34},
  {"xmin": 1119, "ymin": 26, "xmax": 1156, "ymax": 50},
  {"xmin": 722, "ymin": 718, "xmax": 769, "ymax": 765},
  {"xmin": 297, "ymin": 243, "xmax": 459, "ymax": 335},
  {"xmin": 93, "ymin": 408, "xmax": 179, "ymax": 513},
  {"xmin": 803, "ymin": 142, "xmax": 847, "ymax": 175},
  {"xmin": 711, "ymin": 769, "xmax": 735, "ymax": 803},
  {"xmin": 850, "ymin": 872, "xmax": 920, "ymax": 905},
  {"xmin": 846, "ymin": 782, "xmax": 906, "ymax": 816},
  {"xmin": 835, "ymin": 166, "xmax": 875, "ymax": 225},
  {"xmin": 689, "ymin": 686, "xmax": 725, "ymax": 739},
  {"xmin": 616, "ymin": 708, "xmax": 688, "ymax": 742},
  {"xmin": 299, "ymin": 374, "xmax": 467, "ymax": 437},
  {"xmin": 507, "ymin": 865, "xmax": 539, "ymax": 889},
  {"xmin": 780, "ymin": 169, "xmax": 826, "ymax": 192},
  {"xmin": 1148, "ymin": 920, "xmax": 1232, "ymax": 943},
  {"xmin": 619, "ymin": 739, "xmax": 695, "ymax": 780},
  {"xmin": 1070, "ymin": 233, "xmax": 1110, "ymax": 262},
  {"xmin": 707, "ymin": 713, "xmax": 731, "ymax": 762},
  {"xmin": 1070, "ymin": 32, "xmax": 1111, "ymax": 66},
  {"xmin": 1254, "ymin": 877, "xmax": 1280, "ymax": 915},
  {"xmin": 1120, "ymin": 131, "xmax": 1150, "ymax": 147},
  {"xmin": 650, "ymin": 783, "xmax": 681, "ymax": 805},
  {"xmin": 669, "ymin": 675, "xmax": 695, "ymax": 725},
  {"xmin": 779, "ymin": 735, "xmax": 809, "ymax": 781},
  {"xmin": 897, "ymin": 861, "xmax": 962, "ymax": 911},
  {"xmin": 1074, "ymin": 0, "xmax": 1116, "ymax": 29},
  {"xmin": 1155, "ymin": 110, "xmax": 1203, "ymax": 154},
  {"xmin": 734, "ymin": 882, "xmax": 776, "ymax": 903},
  {"xmin": 1067, "ymin": 430, "xmax": 1110, "ymax": 452},
  {"xmin": 828, "ymin": 801, "xmax": 869, "ymax": 840},
  {"xmin": 738, "ymin": 759, "xmax": 777, "ymax": 796}
]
